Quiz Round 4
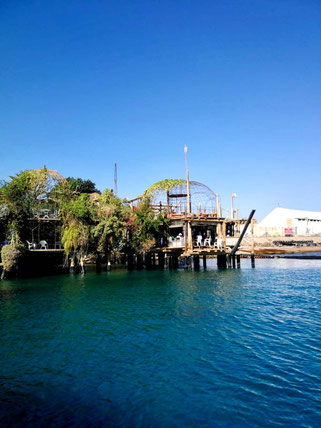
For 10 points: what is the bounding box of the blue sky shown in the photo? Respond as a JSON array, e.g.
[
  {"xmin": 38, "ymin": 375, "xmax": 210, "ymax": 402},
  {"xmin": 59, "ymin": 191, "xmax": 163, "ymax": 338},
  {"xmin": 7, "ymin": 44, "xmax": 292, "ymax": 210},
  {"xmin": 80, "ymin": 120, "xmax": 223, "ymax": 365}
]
[{"xmin": 1, "ymin": 0, "xmax": 320, "ymax": 219}]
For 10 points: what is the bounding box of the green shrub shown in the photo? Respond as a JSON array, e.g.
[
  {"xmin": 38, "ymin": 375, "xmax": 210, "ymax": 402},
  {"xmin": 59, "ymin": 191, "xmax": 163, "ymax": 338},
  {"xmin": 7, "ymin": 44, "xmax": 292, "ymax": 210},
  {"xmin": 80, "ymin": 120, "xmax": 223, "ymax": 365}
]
[{"xmin": 1, "ymin": 242, "xmax": 24, "ymax": 271}]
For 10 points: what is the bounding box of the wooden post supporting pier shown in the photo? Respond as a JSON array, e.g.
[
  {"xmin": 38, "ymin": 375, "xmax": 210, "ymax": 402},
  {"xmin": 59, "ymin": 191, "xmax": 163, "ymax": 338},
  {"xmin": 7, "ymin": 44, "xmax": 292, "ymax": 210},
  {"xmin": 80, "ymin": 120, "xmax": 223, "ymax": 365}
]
[
  {"xmin": 137, "ymin": 254, "xmax": 143, "ymax": 270},
  {"xmin": 251, "ymin": 219, "xmax": 255, "ymax": 268},
  {"xmin": 182, "ymin": 256, "xmax": 190, "ymax": 269},
  {"xmin": 251, "ymin": 253, "xmax": 255, "ymax": 268},
  {"xmin": 237, "ymin": 254, "xmax": 241, "ymax": 268},
  {"xmin": 188, "ymin": 221, "xmax": 193, "ymax": 251},
  {"xmin": 158, "ymin": 252, "xmax": 165, "ymax": 269},
  {"xmin": 222, "ymin": 222, "xmax": 227, "ymax": 251},
  {"xmin": 127, "ymin": 252, "xmax": 134, "ymax": 271},
  {"xmin": 164, "ymin": 254, "xmax": 169, "ymax": 269},
  {"xmin": 203, "ymin": 255, "xmax": 207, "ymax": 269},
  {"xmin": 96, "ymin": 254, "xmax": 102, "ymax": 273},
  {"xmin": 226, "ymin": 255, "xmax": 232, "ymax": 268},
  {"xmin": 193, "ymin": 255, "xmax": 200, "ymax": 270},
  {"xmin": 217, "ymin": 254, "xmax": 227, "ymax": 269},
  {"xmin": 152, "ymin": 252, "xmax": 156, "ymax": 269},
  {"xmin": 145, "ymin": 253, "xmax": 152, "ymax": 270},
  {"xmin": 232, "ymin": 255, "xmax": 236, "ymax": 269},
  {"xmin": 172, "ymin": 255, "xmax": 179, "ymax": 269}
]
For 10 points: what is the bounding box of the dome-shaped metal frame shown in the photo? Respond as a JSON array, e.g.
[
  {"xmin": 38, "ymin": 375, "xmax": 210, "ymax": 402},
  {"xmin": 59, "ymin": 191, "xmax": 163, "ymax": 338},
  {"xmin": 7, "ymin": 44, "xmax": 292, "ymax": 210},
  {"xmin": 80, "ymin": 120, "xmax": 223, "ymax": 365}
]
[{"xmin": 146, "ymin": 180, "xmax": 217, "ymax": 214}]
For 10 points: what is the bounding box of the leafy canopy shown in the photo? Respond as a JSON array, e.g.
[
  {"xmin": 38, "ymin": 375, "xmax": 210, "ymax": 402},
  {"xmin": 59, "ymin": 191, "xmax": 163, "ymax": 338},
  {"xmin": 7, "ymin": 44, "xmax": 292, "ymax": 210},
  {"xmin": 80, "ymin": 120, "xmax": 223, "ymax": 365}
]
[
  {"xmin": 143, "ymin": 179, "xmax": 186, "ymax": 197},
  {"xmin": 66, "ymin": 177, "xmax": 100, "ymax": 194}
]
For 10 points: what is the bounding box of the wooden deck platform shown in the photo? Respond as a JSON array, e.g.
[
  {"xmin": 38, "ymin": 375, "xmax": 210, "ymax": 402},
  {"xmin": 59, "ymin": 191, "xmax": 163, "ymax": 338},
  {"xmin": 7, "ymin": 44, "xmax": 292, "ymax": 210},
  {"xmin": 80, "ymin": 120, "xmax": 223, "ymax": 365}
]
[
  {"xmin": 27, "ymin": 249, "xmax": 64, "ymax": 253},
  {"xmin": 156, "ymin": 247, "xmax": 230, "ymax": 257}
]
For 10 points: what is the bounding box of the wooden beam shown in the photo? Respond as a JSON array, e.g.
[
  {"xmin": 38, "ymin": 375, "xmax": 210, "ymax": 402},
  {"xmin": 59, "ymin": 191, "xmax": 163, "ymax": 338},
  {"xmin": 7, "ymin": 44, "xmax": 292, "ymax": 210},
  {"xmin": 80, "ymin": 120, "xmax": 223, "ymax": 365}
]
[
  {"xmin": 222, "ymin": 221, "xmax": 226, "ymax": 251},
  {"xmin": 168, "ymin": 194, "xmax": 187, "ymax": 198}
]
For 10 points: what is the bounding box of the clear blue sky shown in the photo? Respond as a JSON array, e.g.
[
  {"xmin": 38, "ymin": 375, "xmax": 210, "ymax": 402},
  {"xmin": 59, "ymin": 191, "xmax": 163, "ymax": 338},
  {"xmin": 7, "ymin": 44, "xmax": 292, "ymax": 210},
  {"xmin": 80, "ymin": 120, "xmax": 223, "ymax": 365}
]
[{"xmin": 1, "ymin": 0, "xmax": 320, "ymax": 219}]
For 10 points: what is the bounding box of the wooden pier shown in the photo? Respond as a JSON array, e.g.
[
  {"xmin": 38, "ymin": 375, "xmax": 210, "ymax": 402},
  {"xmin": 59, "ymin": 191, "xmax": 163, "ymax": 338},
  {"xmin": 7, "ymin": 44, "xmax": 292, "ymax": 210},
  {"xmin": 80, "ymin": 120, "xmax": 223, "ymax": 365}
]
[{"xmin": 127, "ymin": 177, "xmax": 256, "ymax": 270}]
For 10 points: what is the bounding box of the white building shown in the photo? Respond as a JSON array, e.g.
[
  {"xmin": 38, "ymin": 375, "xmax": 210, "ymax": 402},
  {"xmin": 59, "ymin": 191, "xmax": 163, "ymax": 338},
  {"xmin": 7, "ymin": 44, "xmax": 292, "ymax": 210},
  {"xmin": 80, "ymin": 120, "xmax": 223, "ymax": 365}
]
[{"xmin": 255, "ymin": 207, "xmax": 321, "ymax": 237}]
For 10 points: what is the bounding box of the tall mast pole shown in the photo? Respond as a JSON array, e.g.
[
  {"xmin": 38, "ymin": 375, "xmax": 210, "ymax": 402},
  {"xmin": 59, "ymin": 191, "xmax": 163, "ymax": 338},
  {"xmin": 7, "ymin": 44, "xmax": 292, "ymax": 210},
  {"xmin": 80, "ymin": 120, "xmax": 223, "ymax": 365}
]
[
  {"xmin": 114, "ymin": 163, "xmax": 118, "ymax": 197},
  {"xmin": 216, "ymin": 194, "xmax": 220, "ymax": 217},
  {"xmin": 231, "ymin": 193, "xmax": 236, "ymax": 220},
  {"xmin": 184, "ymin": 145, "xmax": 191, "ymax": 214},
  {"xmin": 184, "ymin": 146, "xmax": 193, "ymax": 250}
]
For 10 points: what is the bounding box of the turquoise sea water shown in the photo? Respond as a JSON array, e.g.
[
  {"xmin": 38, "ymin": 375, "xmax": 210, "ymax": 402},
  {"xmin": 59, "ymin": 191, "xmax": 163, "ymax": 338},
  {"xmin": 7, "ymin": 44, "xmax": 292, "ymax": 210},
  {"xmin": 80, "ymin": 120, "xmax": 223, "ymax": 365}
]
[{"xmin": 0, "ymin": 259, "xmax": 321, "ymax": 427}]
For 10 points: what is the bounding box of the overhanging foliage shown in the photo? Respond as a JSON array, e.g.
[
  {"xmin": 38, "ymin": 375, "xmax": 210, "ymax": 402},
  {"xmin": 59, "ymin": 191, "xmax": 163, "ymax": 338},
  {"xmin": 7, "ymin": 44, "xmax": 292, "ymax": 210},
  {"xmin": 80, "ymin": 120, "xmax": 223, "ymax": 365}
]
[{"xmin": 143, "ymin": 179, "xmax": 186, "ymax": 197}]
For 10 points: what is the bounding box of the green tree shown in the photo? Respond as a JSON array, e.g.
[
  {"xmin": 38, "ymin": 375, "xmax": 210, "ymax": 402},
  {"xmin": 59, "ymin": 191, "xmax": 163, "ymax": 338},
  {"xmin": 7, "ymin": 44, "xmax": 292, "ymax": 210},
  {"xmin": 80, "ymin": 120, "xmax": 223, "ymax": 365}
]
[
  {"xmin": 66, "ymin": 177, "xmax": 100, "ymax": 194},
  {"xmin": 0, "ymin": 168, "xmax": 170, "ymax": 272},
  {"xmin": 130, "ymin": 198, "xmax": 168, "ymax": 254},
  {"xmin": 93, "ymin": 189, "xmax": 128, "ymax": 260},
  {"xmin": 0, "ymin": 168, "xmax": 64, "ymax": 242},
  {"xmin": 1, "ymin": 240, "xmax": 24, "ymax": 272},
  {"xmin": 60, "ymin": 193, "xmax": 95, "ymax": 257},
  {"xmin": 1, "ymin": 170, "xmax": 40, "ymax": 241}
]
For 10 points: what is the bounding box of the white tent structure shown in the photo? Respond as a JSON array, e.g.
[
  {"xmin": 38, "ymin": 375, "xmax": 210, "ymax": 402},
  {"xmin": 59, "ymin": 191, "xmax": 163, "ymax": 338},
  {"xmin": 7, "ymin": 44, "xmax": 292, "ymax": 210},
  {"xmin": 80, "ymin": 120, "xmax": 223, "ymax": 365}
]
[{"xmin": 255, "ymin": 207, "xmax": 321, "ymax": 237}]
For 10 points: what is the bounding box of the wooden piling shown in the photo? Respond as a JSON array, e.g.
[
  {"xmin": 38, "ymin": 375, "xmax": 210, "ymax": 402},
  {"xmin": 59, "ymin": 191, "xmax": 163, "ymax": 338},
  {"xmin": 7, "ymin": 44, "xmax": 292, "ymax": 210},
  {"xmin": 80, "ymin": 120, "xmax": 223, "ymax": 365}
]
[
  {"xmin": 251, "ymin": 219, "xmax": 255, "ymax": 268},
  {"xmin": 137, "ymin": 254, "xmax": 143, "ymax": 270},
  {"xmin": 188, "ymin": 221, "xmax": 193, "ymax": 251},
  {"xmin": 193, "ymin": 255, "xmax": 200, "ymax": 270},
  {"xmin": 164, "ymin": 254, "xmax": 169, "ymax": 269},
  {"xmin": 184, "ymin": 222, "xmax": 188, "ymax": 253},
  {"xmin": 145, "ymin": 253, "xmax": 152, "ymax": 270},
  {"xmin": 96, "ymin": 254, "xmax": 102, "ymax": 273},
  {"xmin": 203, "ymin": 255, "xmax": 207, "ymax": 269},
  {"xmin": 232, "ymin": 255, "xmax": 236, "ymax": 268},
  {"xmin": 251, "ymin": 253, "xmax": 255, "ymax": 268},
  {"xmin": 127, "ymin": 252, "xmax": 134, "ymax": 271},
  {"xmin": 152, "ymin": 252, "xmax": 156, "ymax": 269},
  {"xmin": 158, "ymin": 252, "xmax": 165, "ymax": 269},
  {"xmin": 226, "ymin": 255, "xmax": 232, "ymax": 268},
  {"xmin": 237, "ymin": 254, "xmax": 241, "ymax": 268},
  {"xmin": 182, "ymin": 256, "xmax": 190, "ymax": 269},
  {"xmin": 222, "ymin": 222, "xmax": 227, "ymax": 251},
  {"xmin": 217, "ymin": 254, "xmax": 227, "ymax": 269},
  {"xmin": 172, "ymin": 255, "xmax": 179, "ymax": 269},
  {"xmin": 217, "ymin": 223, "xmax": 222, "ymax": 241}
]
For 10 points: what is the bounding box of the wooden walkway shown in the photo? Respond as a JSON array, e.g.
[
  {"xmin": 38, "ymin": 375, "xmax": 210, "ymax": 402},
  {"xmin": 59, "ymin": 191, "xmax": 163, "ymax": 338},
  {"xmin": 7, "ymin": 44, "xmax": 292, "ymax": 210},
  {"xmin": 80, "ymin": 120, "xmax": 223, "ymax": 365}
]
[{"xmin": 159, "ymin": 247, "xmax": 230, "ymax": 257}]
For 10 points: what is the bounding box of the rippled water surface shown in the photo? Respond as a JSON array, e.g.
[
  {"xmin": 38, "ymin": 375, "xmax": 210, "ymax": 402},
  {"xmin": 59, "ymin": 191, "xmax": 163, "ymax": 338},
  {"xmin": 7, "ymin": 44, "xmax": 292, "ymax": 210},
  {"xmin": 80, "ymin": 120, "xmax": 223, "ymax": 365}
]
[{"xmin": 1, "ymin": 259, "xmax": 321, "ymax": 427}]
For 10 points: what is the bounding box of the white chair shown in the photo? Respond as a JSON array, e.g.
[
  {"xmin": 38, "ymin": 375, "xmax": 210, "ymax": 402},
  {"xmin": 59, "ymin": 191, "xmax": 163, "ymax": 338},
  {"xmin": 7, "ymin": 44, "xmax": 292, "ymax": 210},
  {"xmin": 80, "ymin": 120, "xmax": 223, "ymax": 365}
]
[
  {"xmin": 204, "ymin": 237, "xmax": 211, "ymax": 247},
  {"xmin": 39, "ymin": 240, "xmax": 48, "ymax": 249},
  {"xmin": 196, "ymin": 235, "xmax": 202, "ymax": 247},
  {"xmin": 27, "ymin": 240, "xmax": 36, "ymax": 250}
]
